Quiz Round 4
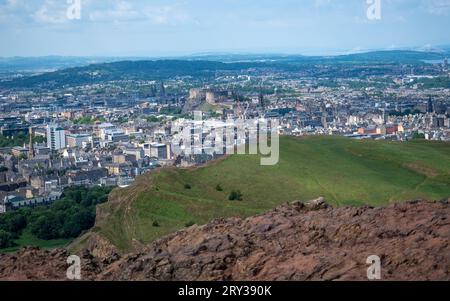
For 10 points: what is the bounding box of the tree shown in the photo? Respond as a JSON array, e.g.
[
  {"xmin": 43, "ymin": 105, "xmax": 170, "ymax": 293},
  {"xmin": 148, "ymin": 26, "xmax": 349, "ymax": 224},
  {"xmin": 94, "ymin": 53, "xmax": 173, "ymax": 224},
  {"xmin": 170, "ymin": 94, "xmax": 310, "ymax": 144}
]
[
  {"xmin": 146, "ymin": 116, "xmax": 161, "ymax": 123},
  {"xmin": 0, "ymin": 133, "xmax": 28, "ymax": 147},
  {"xmin": 0, "ymin": 186, "xmax": 113, "ymax": 250},
  {"xmin": 33, "ymin": 136, "xmax": 46, "ymax": 144},
  {"xmin": 5, "ymin": 213, "xmax": 27, "ymax": 234},
  {"xmin": 228, "ymin": 190, "xmax": 243, "ymax": 201},
  {"xmin": 0, "ymin": 211, "xmax": 27, "ymax": 238},
  {"xmin": 413, "ymin": 132, "xmax": 426, "ymax": 140},
  {"xmin": 29, "ymin": 213, "xmax": 60, "ymax": 240},
  {"xmin": 0, "ymin": 230, "xmax": 14, "ymax": 248}
]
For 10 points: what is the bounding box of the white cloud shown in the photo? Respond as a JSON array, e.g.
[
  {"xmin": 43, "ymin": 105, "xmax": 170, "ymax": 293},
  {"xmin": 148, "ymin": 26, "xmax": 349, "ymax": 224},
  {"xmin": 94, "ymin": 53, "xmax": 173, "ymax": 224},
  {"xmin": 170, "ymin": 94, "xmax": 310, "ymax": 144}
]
[
  {"xmin": 32, "ymin": 0, "xmax": 69, "ymax": 24},
  {"xmin": 314, "ymin": 0, "xmax": 334, "ymax": 7},
  {"xmin": 89, "ymin": 1, "xmax": 139, "ymax": 22},
  {"xmin": 0, "ymin": 0, "xmax": 33, "ymax": 23},
  {"xmin": 143, "ymin": 5, "xmax": 191, "ymax": 25},
  {"xmin": 87, "ymin": 1, "xmax": 193, "ymax": 26},
  {"xmin": 423, "ymin": 0, "xmax": 450, "ymax": 15}
]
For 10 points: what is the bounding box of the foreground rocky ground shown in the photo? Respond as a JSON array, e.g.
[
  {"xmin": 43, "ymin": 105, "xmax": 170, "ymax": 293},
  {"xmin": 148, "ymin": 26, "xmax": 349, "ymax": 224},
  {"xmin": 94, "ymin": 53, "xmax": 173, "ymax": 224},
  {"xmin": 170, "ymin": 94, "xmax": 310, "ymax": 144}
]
[{"xmin": 0, "ymin": 199, "xmax": 449, "ymax": 281}]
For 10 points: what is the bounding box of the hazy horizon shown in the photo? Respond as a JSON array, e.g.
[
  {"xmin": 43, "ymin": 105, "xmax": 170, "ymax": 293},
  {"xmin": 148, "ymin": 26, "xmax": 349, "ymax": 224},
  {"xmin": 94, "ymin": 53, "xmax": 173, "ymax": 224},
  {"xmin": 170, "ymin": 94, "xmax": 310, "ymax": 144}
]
[{"xmin": 1, "ymin": 45, "xmax": 450, "ymax": 59}]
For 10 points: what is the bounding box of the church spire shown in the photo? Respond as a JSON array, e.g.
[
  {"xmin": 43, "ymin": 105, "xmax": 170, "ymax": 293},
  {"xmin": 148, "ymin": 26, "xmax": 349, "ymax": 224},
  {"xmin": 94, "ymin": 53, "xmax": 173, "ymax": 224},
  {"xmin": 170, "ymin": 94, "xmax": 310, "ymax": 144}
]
[
  {"xmin": 259, "ymin": 85, "xmax": 265, "ymax": 109},
  {"xmin": 28, "ymin": 127, "xmax": 35, "ymax": 159}
]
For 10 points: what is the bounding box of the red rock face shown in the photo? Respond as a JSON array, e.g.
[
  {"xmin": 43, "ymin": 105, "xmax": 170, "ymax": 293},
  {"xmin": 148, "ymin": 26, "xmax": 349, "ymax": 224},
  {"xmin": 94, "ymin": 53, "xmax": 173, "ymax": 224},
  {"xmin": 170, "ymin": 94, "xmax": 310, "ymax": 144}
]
[{"xmin": 1, "ymin": 199, "xmax": 449, "ymax": 281}]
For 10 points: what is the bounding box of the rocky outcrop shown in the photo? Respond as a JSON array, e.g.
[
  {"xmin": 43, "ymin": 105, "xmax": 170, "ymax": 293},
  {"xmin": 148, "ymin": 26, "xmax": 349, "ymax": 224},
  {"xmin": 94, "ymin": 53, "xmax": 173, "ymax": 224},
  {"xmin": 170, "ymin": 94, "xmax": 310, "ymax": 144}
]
[
  {"xmin": 0, "ymin": 199, "xmax": 449, "ymax": 281},
  {"xmin": 0, "ymin": 247, "xmax": 104, "ymax": 281},
  {"xmin": 85, "ymin": 233, "xmax": 121, "ymax": 263}
]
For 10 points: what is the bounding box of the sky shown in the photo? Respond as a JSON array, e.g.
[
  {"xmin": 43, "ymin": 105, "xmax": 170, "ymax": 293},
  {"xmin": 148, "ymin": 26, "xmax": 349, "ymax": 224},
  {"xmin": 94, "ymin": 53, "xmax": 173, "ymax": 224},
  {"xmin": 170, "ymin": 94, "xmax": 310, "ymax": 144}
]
[{"xmin": 0, "ymin": 0, "xmax": 450, "ymax": 57}]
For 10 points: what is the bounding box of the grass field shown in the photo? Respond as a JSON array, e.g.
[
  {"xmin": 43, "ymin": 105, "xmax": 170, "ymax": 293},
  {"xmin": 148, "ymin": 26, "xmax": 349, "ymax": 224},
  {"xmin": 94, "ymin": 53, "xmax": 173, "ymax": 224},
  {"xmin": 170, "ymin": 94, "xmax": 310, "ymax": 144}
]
[
  {"xmin": 88, "ymin": 136, "xmax": 450, "ymax": 252},
  {"xmin": 1, "ymin": 230, "xmax": 73, "ymax": 253}
]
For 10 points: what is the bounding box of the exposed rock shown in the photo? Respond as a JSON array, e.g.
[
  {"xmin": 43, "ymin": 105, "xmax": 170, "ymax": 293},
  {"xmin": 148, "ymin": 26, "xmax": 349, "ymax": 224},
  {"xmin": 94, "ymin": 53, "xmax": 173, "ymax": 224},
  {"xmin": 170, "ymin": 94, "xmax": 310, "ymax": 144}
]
[
  {"xmin": 85, "ymin": 233, "xmax": 121, "ymax": 264},
  {"xmin": 0, "ymin": 200, "xmax": 449, "ymax": 281},
  {"xmin": 0, "ymin": 247, "xmax": 67, "ymax": 281},
  {"xmin": 305, "ymin": 197, "xmax": 328, "ymax": 210}
]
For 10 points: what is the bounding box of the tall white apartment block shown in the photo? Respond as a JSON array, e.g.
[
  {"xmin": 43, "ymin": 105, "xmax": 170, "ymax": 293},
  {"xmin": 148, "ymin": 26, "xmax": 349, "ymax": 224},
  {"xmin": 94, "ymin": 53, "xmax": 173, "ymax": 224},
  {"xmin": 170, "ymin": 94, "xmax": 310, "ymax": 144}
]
[{"xmin": 47, "ymin": 124, "xmax": 66, "ymax": 151}]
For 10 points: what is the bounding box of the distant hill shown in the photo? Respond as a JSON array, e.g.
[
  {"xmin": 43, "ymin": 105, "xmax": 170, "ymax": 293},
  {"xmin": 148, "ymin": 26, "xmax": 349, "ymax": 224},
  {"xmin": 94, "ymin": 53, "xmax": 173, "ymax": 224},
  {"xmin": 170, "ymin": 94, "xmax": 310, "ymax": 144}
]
[
  {"xmin": 0, "ymin": 50, "xmax": 447, "ymax": 89},
  {"xmin": 0, "ymin": 60, "xmax": 262, "ymax": 89},
  {"xmin": 0, "ymin": 56, "xmax": 123, "ymax": 73},
  {"xmin": 69, "ymin": 136, "xmax": 450, "ymax": 253},
  {"xmin": 187, "ymin": 50, "xmax": 447, "ymax": 63},
  {"xmin": 328, "ymin": 50, "xmax": 447, "ymax": 63}
]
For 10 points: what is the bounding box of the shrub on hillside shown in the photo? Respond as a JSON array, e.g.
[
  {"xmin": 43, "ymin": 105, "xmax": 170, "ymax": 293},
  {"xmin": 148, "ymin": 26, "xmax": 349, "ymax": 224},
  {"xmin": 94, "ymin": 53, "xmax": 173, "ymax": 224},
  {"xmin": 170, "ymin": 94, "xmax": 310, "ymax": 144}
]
[
  {"xmin": 228, "ymin": 190, "xmax": 243, "ymax": 201},
  {"xmin": 0, "ymin": 230, "xmax": 14, "ymax": 249},
  {"xmin": 185, "ymin": 221, "xmax": 196, "ymax": 227}
]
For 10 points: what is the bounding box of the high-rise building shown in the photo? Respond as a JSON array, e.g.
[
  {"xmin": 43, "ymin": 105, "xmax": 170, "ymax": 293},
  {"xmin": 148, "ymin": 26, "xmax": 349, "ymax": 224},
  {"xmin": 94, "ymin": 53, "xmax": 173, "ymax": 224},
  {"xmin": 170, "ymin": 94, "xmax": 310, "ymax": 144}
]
[
  {"xmin": 427, "ymin": 97, "xmax": 434, "ymax": 114},
  {"xmin": 46, "ymin": 124, "xmax": 66, "ymax": 151}
]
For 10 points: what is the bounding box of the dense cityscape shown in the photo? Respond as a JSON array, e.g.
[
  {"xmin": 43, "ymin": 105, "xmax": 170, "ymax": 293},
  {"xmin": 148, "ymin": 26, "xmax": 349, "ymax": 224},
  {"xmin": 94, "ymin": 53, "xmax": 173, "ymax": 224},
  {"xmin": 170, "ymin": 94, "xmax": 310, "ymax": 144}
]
[{"xmin": 1, "ymin": 56, "xmax": 449, "ymax": 213}]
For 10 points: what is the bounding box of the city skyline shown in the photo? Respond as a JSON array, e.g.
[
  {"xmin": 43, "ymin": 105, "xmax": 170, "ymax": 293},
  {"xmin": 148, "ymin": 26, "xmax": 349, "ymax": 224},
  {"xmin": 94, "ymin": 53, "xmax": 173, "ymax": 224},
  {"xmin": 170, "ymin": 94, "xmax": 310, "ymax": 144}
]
[{"xmin": 1, "ymin": 0, "xmax": 450, "ymax": 57}]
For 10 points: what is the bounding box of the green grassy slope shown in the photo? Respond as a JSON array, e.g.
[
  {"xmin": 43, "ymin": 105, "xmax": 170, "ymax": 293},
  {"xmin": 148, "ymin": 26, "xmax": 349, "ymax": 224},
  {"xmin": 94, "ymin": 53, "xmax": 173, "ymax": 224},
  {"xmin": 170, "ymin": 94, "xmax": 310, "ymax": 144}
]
[{"xmin": 92, "ymin": 136, "xmax": 450, "ymax": 252}]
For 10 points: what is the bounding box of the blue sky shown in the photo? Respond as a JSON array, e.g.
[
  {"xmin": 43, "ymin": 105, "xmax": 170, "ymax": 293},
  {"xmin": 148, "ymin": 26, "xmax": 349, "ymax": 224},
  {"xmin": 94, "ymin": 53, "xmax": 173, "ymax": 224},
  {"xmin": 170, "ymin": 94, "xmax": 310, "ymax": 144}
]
[{"xmin": 0, "ymin": 0, "xmax": 450, "ymax": 57}]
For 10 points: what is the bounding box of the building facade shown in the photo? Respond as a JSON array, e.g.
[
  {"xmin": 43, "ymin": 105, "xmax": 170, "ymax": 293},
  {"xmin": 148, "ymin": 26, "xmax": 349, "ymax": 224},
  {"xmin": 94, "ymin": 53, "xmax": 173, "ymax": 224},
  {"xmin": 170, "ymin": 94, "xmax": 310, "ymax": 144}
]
[{"xmin": 47, "ymin": 124, "xmax": 66, "ymax": 151}]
